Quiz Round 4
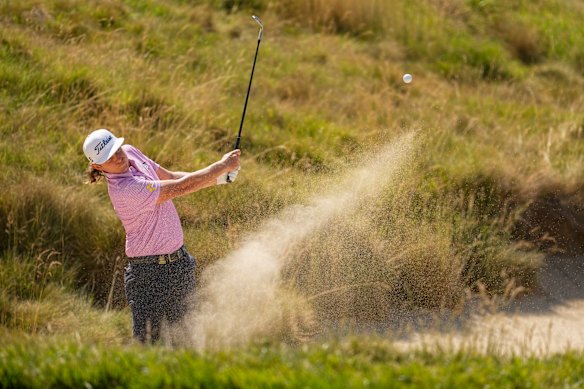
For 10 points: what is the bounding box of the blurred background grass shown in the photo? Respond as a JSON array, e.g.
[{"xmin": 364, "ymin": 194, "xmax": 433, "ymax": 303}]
[{"xmin": 1, "ymin": 0, "xmax": 583, "ymax": 344}]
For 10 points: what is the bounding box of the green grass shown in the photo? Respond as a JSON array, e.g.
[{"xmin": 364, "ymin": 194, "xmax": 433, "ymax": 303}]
[
  {"xmin": 0, "ymin": 0, "xmax": 580, "ymax": 301},
  {"xmin": 1, "ymin": 0, "xmax": 584, "ymax": 378},
  {"xmin": 1, "ymin": 336, "xmax": 583, "ymax": 388}
]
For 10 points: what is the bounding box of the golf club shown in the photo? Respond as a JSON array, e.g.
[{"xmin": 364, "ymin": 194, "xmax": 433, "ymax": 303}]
[
  {"xmin": 234, "ymin": 15, "xmax": 263, "ymax": 151},
  {"xmin": 227, "ymin": 15, "xmax": 263, "ymax": 183}
]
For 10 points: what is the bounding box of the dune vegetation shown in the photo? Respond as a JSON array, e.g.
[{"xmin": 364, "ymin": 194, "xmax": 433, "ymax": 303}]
[{"xmin": 2, "ymin": 0, "xmax": 584, "ymax": 386}]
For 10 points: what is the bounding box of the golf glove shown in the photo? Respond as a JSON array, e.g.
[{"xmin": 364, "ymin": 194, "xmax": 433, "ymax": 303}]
[
  {"xmin": 227, "ymin": 167, "xmax": 240, "ymax": 183},
  {"xmin": 216, "ymin": 173, "xmax": 229, "ymax": 185},
  {"xmin": 216, "ymin": 168, "xmax": 240, "ymax": 185}
]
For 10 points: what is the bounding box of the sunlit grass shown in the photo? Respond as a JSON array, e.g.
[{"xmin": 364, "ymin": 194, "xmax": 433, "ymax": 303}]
[
  {"xmin": 0, "ymin": 0, "xmax": 583, "ymax": 363},
  {"xmin": 1, "ymin": 335, "xmax": 583, "ymax": 387}
]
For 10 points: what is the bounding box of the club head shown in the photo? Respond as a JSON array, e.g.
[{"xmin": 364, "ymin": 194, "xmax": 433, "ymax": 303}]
[
  {"xmin": 252, "ymin": 15, "xmax": 263, "ymax": 40},
  {"xmin": 252, "ymin": 15, "xmax": 263, "ymax": 29}
]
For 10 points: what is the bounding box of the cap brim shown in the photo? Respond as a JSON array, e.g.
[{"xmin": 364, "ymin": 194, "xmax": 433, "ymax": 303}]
[{"xmin": 95, "ymin": 137, "xmax": 124, "ymax": 164}]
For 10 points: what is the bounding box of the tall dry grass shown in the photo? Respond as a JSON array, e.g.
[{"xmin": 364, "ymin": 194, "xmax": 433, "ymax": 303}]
[
  {"xmin": 281, "ymin": 178, "xmax": 542, "ymax": 335},
  {"xmin": 0, "ymin": 172, "xmax": 126, "ymax": 304},
  {"xmin": 1, "ymin": 0, "xmax": 583, "ymax": 346},
  {"xmin": 273, "ymin": 0, "xmax": 386, "ymax": 37}
]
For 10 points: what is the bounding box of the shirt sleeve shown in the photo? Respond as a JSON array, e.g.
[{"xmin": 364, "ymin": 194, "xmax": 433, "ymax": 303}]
[
  {"xmin": 121, "ymin": 177, "xmax": 160, "ymax": 210},
  {"xmin": 128, "ymin": 145, "xmax": 160, "ymax": 172}
]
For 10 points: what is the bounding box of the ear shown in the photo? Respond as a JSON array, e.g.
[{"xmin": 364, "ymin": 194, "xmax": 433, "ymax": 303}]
[{"xmin": 91, "ymin": 163, "xmax": 103, "ymax": 171}]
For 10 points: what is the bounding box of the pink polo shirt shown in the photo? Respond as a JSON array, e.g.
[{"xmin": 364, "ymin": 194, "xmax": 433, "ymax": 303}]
[{"xmin": 105, "ymin": 145, "xmax": 183, "ymax": 257}]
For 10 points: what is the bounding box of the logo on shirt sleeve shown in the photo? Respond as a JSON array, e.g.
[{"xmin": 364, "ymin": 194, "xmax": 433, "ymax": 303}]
[{"xmin": 146, "ymin": 183, "xmax": 157, "ymax": 193}]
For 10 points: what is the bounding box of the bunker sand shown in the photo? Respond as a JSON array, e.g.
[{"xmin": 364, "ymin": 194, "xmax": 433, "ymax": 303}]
[{"xmin": 395, "ymin": 254, "xmax": 584, "ymax": 356}]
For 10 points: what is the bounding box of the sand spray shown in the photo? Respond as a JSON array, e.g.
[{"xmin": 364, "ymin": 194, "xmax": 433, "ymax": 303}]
[{"xmin": 188, "ymin": 132, "xmax": 417, "ymax": 350}]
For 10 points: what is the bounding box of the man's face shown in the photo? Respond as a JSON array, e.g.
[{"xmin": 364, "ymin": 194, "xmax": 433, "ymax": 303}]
[{"xmin": 93, "ymin": 146, "xmax": 129, "ymax": 174}]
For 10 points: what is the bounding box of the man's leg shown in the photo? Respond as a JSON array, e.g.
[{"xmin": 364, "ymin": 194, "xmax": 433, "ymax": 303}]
[
  {"xmin": 166, "ymin": 253, "xmax": 196, "ymax": 345},
  {"xmin": 125, "ymin": 264, "xmax": 164, "ymax": 343}
]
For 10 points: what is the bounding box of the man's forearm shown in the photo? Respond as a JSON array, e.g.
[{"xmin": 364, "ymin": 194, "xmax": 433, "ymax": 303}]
[
  {"xmin": 156, "ymin": 166, "xmax": 190, "ymax": 181},
  {"xmin": 157, "ymin": 161, "xmax": 226, "ymax": 203},
  {"xmin": 168, "ymin": 171, "xmax": 189, "ymax": 179}
]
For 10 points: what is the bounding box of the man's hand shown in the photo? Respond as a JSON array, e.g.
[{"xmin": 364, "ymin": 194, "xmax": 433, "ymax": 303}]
[
  {"xmin": 217, "ymin": 150, "xmax": 241, "ymax": 185},
  {"xmin": 221, "ymin": 149, "xmax": 241, "ymax": 172}
]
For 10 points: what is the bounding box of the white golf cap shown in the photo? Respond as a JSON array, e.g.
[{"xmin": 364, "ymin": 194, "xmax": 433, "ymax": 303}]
[{"xmin": 83, "ymin": 128, "xmax": 124, "ymax": 164}]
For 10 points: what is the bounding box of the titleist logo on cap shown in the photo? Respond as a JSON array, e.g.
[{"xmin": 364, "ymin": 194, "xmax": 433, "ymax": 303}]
[{"xmin": 94, "ymin": 135, "xmax": 113, "ymax": 155}]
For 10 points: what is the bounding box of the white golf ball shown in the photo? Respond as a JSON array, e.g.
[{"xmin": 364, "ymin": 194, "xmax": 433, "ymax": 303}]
[{"xmin": 403, "ymin": 73, "xmax": 413, "ymax": 84}]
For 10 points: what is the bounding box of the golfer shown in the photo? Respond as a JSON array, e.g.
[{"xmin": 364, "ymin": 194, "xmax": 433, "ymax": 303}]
[{"xmin": 83, "ymin": 128, "xmax": 240, "ymax": 343}]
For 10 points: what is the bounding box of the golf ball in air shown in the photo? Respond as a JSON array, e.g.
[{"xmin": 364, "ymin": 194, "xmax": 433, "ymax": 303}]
[{"xmin": 403, "ymin": 73, "xmax": 413, "ymax": 84}]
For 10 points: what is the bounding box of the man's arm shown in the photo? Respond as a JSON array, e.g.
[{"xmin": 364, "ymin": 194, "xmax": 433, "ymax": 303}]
[
  {"xmin": 156, "ymin": 150, "xmax": 240, "ymax": 204},
  {"xmin": 156, "ymin": 166, "xmax": 188, "ymax": 180}
]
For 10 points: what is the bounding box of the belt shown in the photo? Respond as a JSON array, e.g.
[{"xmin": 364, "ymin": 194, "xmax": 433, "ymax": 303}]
[{"xmin": 129, "ymin": 245, "xmax": 188, "ymax": 265}]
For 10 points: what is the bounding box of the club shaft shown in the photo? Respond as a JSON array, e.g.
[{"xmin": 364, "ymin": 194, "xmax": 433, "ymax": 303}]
[{"xmin": 234, "ymin": 36, "xmax": 261, "ymax": 150}]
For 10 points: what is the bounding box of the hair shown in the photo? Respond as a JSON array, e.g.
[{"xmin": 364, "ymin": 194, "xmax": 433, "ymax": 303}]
[{"xmin": 85, "ymin": 164, "xmax": 104, "ymax": 184}]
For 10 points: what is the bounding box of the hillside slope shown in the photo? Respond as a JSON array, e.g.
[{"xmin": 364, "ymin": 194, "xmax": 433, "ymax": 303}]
[{"xmin": 1, "ymin": 0, "xmax": 584, "ymax": 344}]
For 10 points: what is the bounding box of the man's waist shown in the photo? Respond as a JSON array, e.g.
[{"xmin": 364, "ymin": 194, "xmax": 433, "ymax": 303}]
[
  {"xmin": 123, "ymin": 226, "xmax": 184, "ymax": 259},
  {"xmin": 128, "ymin": 245, "xmax": 188, "ymax": 265}
]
